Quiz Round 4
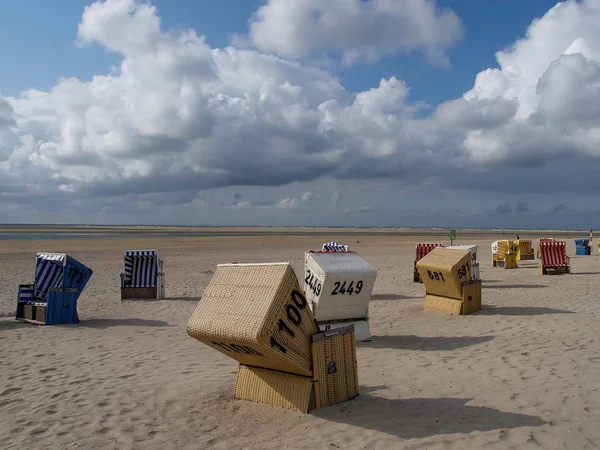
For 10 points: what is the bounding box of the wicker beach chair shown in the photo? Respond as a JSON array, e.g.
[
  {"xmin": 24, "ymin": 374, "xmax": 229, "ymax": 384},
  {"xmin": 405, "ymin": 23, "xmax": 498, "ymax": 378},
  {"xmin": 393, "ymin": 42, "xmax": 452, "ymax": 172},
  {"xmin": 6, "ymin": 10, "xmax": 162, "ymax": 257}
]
[{"xmin": 187, "ymin": 262, "xmax": 359, "ymax": 413}]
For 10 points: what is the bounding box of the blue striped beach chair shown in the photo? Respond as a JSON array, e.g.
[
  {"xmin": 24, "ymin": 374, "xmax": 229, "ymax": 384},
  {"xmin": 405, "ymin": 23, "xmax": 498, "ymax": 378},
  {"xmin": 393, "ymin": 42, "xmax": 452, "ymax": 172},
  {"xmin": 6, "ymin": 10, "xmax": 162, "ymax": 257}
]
[
  {"xmin": 120, "ymin": 250, "xmax": 165, "ymax": 300},
  {"xmin": 15, "ymin": 253, "xmax": 93, "ymax": 325},
  {"xmin": 321, "ymin": 241, "xmax": 349, "ymax": 252}
]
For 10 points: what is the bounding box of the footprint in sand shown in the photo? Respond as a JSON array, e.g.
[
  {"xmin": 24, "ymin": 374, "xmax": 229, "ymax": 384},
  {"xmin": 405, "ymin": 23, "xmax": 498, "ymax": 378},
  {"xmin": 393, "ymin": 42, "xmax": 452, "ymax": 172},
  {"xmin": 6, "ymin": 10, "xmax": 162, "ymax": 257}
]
[{"xmin": 39, "ymin": 367, "xmax": 57, "ymax": 374}]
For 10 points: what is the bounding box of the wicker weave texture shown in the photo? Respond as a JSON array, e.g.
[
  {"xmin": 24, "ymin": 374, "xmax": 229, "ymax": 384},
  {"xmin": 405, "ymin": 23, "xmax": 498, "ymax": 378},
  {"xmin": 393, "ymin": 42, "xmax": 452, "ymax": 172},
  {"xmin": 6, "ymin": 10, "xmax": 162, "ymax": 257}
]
[
  {"xmin": 416, "ymin": 248, "xmax": 472, "ymax": 300},
  {"xmin": 234, "ymin": 365, "xmax": 314, "ymax": 413},
  {"xmin": 311, "ymin": 327, "xmax": 359, "ymax": 409},
  {"xmin": 423, "ymin": 295, "xmax": 463, "ymax": 315},
  {"xmin": 187, "ymin": 263, "xmax": 318, "ymax": 376}
]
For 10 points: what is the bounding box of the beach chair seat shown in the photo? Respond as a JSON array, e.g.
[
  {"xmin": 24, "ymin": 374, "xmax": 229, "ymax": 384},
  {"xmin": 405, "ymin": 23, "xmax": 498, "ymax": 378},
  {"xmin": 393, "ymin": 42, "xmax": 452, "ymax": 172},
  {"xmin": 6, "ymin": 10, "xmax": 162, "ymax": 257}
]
[
  {"xmin": 120, "ymin": 250, "xmax": 165, "ymax": 300},
  {"xmin": 187, "ymin": 262, "xmax": 359, "ymax": 413},
  {"xmin": 15, "ymin": 253, "xmax": 93, "ymax": 325},
  {"xmin": 539, "ymin": 241, "xmax": 570, "ymax": 275},
  {"xmin": 304, "ymin": 250, "xmax": 377, "ymax": 342},
  {"xmin": 414, "ymin": 243, "xmax": 444, "ymax": 282}
]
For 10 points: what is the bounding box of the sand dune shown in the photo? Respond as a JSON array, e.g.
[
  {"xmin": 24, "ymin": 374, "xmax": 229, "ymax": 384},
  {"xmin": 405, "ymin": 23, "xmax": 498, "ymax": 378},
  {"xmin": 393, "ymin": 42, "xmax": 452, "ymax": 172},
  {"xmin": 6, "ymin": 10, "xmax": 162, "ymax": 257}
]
[{"xmin": 1, "ymin": 235, "xmax": 599, "ymax": 449}]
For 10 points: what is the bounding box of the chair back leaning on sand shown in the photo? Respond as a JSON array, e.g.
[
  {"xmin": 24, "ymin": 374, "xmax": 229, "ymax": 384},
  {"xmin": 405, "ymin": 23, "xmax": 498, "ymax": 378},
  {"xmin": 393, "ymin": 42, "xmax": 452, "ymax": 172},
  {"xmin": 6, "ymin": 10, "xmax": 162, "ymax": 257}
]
[
  {"xmin": 304, "ymin": 249, "xmax": 377, "ymax": 342},
  {"xmin": 16, "ymin": 252, "xmax": 93, "ymax": 325},
  {"xmin": 413, "ymin": 243, "xmax": 444, "ymax": 282},
  {"xmin": 416, "ymin": 247, "xmax": 482, "ymax": 316},
  {"xmin": 186, "ymin": 262, "xmax": 359, "ymax": 413},
  {"xmin": 539, "ymin": 241, "xmax": 571, "ymax": 275},
  {"xmin": 120, "ymin": 249, "xmax": 165, "ymax": 300}
]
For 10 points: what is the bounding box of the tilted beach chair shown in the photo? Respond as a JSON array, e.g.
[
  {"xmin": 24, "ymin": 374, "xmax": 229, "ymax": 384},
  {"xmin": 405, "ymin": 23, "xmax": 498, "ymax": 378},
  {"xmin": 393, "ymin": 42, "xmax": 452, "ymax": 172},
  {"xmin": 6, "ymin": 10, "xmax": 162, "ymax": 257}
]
[
  {"xmin": 414, "ymin": 243, "xmax": 444, "ymax": 282},
  {"xmin": 187, "ymin": 262, "xmax": 359, "ymax": 413},
  {"xmin": 120, "ymin": 250, "xmax": 165, "ymax": 300},
  {"xmin": 539, "ymin": 241, "xmax": 570, "ymax": 275},
  {"xmin": 16, "ymin": 253, "xmax": 93, "ymax": 325}
]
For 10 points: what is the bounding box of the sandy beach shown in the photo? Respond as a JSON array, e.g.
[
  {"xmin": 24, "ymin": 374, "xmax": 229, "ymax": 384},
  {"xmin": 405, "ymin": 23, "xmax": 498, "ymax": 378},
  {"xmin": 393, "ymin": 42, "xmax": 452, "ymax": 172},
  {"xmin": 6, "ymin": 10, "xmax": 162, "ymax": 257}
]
[{"xmin": 1, "ymin": 233, "xmax": 599, "ymax": 449}]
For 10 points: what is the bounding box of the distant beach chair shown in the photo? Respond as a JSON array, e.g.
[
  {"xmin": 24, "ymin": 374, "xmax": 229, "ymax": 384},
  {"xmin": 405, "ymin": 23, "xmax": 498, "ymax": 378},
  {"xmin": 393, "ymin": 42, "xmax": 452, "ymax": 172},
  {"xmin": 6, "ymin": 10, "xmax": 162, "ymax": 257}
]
[
  {"xmin": 536, "ymin": 238, "xmax": 555, "ymax": 259},
  {"xmin": 15, "ymin": 252, "xmax": 93, "ymax": 325},
  {"xmin": 414, "ymin": 243, "xmax": 444, "ymax": 282},
  {"xmin": 120, "ymin": 250, "xmax": 165, "ymax": 300},
  {"xmin": 515, "ymin": 239, "xmax": 535, "ymax": 260},
  {"xmin": 492, "ymin": 240, "xmax": 518, "ymax": 268},
  {"xmin": 539, "ymin": 241, "xmax": 570, "ymax": 275},
  {"xmin": 321, "ymin": 241, "xmax": 349, "ymax": 252},
  {"xmin": 574, "ymin": 239, "xmax": 591, "ymax": 256}
]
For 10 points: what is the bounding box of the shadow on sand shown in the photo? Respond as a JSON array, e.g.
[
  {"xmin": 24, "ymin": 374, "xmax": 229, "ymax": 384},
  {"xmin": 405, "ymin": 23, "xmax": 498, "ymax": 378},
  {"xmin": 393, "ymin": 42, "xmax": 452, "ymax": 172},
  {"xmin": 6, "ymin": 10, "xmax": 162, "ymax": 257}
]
[
  {"xmin": 480, "ymin": 305, "xmax": 574, "ymax": 316},
  {"xmin": 76, "ymin": 318, "xmax": 171, "ymax": 328},
  {"xmin": 485, "ymin": 284, "xmax": 547, "ymax": 289},
  {"xmin": 314, "ymin": 393, "xmax": 548, "ymax": 439},
  {"xmin": 569, "ymin": 272, "xmax": 600, "ymax": 275},
  {"xmin": 0, "ymin": 319, "xmax": 33, "ymax": 330},
  {"xmin": 167, "ymin": 296, "xmax": 202, "ymax": 302},
  {"xmin": 358, "ymin": 335, "xmax": 494, "ymax": 351},
  {"xmin": 370, "ymin": 294, "xmax": 422, "ymax": 301}
]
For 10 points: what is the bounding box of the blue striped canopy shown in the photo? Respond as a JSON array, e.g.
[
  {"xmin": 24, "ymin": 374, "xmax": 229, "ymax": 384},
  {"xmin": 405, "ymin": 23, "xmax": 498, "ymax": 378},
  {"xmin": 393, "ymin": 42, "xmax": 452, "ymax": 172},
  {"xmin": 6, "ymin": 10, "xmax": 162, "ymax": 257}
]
[
  {"xmin": 33, "ymin": 253, "xmax": 92, "ymax": 301},
  {"xmin": 123, "ymin": 250, "xmax": 160, "ymax": 287},
  {"xmin": 34, "ymin": 253, "xmax": 66, "ymax": 300}
]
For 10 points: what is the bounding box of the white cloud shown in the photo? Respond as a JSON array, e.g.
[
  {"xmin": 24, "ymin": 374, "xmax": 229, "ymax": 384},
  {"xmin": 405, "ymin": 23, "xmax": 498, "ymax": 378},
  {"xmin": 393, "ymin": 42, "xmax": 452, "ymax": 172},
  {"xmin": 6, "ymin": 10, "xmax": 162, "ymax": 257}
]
[
  {"xmin": 236, "ymin": 0, "xmax": 464, "ymax": 65},
  {"xmin": 2, "ymin": 0, "xmax": 600, "ymax": 224}
]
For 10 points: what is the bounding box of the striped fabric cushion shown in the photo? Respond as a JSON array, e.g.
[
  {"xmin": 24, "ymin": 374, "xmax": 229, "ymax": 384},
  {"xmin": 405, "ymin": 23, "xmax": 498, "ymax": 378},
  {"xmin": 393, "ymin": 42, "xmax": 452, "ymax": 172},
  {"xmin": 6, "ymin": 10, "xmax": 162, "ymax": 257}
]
[
  {"xmin": 18, "ymin": 285, "xmax": 34, "ymax": 303},
  {"xmin": 34, "ymin": 254, "xmax": 66, "ymax": 300},
  {"xmin": 124, "ymin": 250, "xmax": 158, "ymax": 287},
  {"xmin": 540, "ymin": 242, "xmax": 568, "ymax": 266}
]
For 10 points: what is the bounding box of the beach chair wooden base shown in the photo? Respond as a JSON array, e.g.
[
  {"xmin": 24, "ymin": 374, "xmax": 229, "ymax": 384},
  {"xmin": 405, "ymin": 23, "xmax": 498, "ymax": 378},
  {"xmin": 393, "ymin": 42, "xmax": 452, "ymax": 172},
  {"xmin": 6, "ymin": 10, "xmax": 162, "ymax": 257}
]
[
  {"xmin": 424, "ymin": 280, "xmax": 482, "ymax": 315},
  {"xmin": 519, "ymin": 253, "xmax": 535, "ymax": 261},
  {"xmin": 540, "ymin": 265, "xmax": 570, "ymax": 275},
  {"xmin": 121, "ymin": 286, "xmax": 158, "ymax": 300},
  {"xmin": 15, "ymin": 289, "xmax": 80, "ymax": 326},
  {"xmin": 234, "ymin": 325, "xmax": 359, "ymax": 413}
]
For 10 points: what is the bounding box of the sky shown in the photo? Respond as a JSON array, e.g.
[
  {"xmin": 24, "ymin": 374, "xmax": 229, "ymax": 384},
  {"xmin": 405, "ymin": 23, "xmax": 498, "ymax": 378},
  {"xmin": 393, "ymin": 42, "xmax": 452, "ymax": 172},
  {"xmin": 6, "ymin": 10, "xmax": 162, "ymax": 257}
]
[{"xmin": 1, "ymin": 0, "xmax": 599, "ymax": 228}]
